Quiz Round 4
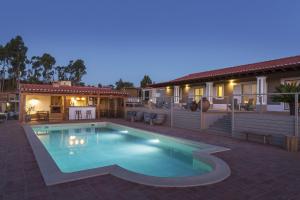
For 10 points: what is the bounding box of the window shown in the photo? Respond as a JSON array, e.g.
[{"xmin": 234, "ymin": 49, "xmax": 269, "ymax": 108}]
[
  {"xmin": 194, "ymin": 88, "xmax": 204, "ymax": 102},
  {"xmin": 216, "ymin": 85, "xmax": 224, "ymax": 98},
  {"xmin": 242, "ymin": 83, "xmax": 257, "ymax": 104}
]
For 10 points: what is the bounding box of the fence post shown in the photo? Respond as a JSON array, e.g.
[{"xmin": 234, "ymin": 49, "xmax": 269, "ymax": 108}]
[
  {"xmin": 170, "ymin": 96, "xmax": 174, "ymax": 128},
  {"xmin": 200, "ymin": 96, "xmax": 203, "ymax": 129},
  {"xmin": 295, "ymin": 93, "xmax": 299, "ymax": 137},
  {"xmin": 231, "ymin": 95, "xmax": 235, "ymax": 137},
  {"xmin": 259, "ymin": 95, "xmax": 262, "ymax": 113}
]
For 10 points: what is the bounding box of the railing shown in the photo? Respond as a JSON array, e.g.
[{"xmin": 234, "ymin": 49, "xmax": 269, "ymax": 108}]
[{"xmin": 126, "ymin": 93, "xmax": 300, "ymax": 139}]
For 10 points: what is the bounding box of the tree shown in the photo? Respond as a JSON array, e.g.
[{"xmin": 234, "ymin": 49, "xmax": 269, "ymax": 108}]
[
  {"xmin": 140, "ymin": 75, "xmax": 152, "ymax": 88},
  {"xmin": 0, "ymin": 45, "xmax": 9, "ymax": 92},
  {"xmin": 40, "ymin": 53, "xmax": 56, "ymax": 83},
  {"xmin": 115, "ymin": 78, "xmax": 134, "ymax": 90},
  {"xmin": 55, "ymin": 66, "xmax": 67, "ymax": 81},
  {"xmin": 6, "ymin": 35, "xmax": 28, "ymax": 88},
  {"xmin": 97, "ymin": 83, "xmax": 102, "ymax": 88},
  {"xmin": 272, "ymin": 83, "xmax": 300, "ymax": 115},
  {"xmin": 27, "ymin": 56, "xmax": 43, "ymax": 83},
  {"xmin": 65, "ymin": 59, "xmax": 86, "ymax": 85}
]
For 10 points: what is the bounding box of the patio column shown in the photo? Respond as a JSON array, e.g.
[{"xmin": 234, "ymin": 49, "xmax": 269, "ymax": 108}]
[
  {"xmin": 62, "ymin": 96, "xmax": 66, "ymax": 120},
  {"xmin": 151, "ymin": 88, "xmax": 157, "ymax": 104},
  {"xmin": 97, "ymin": 97, "xmax": 101, "ymax": 119},
  {"xmin": 19, "ymin": 93, "xmax": 26, "ymax": 122},
  {"xmin": 114, "ymin": 98, "xmax": 118, "ymax": 117},
  {"xmin": 174, "ymin": 85, "xmax": 180, "ymax": 104},
  {"xmin": 256, "ymin": 76, "xmax": 267, "ymax": 105},
  {"xmin": 205, "ymin": 82, "xmax": 213, "ymax": 104}
]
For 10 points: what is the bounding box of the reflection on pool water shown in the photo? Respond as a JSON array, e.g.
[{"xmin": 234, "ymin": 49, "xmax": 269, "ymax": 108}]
[{"xmin": 32, "ymin": 123, "xmax": 215, "ymax": 177}]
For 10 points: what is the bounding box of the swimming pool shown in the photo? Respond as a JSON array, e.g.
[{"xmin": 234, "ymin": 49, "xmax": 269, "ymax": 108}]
[{"xmin": 24, "ymin": 122, "xmax": 230, "ymax": 187}]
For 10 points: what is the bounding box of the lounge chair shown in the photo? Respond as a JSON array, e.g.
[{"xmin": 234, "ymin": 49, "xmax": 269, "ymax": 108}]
[
  {"xmin": 153, "ymin": 114, "xmax": 166, "ymax": 125},
  {"xmin": 144, "ymin": 112, "xmax": 156, "ymax": 124},
  {"xmin": 134, "ymin": 111, "xmax": 144, "ymax": 121},
  {"xmin": 126, "ymin": 111, "xmax": 136, "ymax": 121}
]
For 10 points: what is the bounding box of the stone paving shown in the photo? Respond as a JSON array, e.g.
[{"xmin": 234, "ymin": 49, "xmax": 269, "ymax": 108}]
[{"xmin": 0, "ymin": 120, "xmax": 300, "ymax": 200}]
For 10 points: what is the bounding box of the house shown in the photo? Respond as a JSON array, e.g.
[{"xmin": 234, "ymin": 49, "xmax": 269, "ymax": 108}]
[
  {"xmin": 0, "ymin": 92, "xmax": 19, "ymax": 113},
  {"xmin": 149, "ymin": 55, "xmax": 300, "ymax": 112},
  {"xmin": 19, "ymin": 81, "xmax": 128, "ymax": 122}
]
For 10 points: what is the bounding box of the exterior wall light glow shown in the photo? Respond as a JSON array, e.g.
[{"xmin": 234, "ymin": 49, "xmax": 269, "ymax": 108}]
[
  {"xmin": 229, "ymin": 80, "xmax": 236, "ymax": 86},
  {"xmin": 29, "ymin": 99, "xmax": 39, "ymax": 106}
]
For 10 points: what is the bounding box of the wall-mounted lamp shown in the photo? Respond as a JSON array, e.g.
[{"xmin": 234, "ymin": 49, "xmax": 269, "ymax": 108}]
[{"xmin": 229, "ymin": 80, "xmax": 236, "ymax": 86}]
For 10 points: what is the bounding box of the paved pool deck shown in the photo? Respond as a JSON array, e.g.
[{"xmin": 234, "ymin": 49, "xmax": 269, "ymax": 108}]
[{"xmin": 0, "ymin": 119, "xmax": 299, "ymax": 200}]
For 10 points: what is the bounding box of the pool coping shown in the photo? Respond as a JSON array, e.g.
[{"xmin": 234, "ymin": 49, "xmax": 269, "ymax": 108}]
[{"xmin": 23, "ymin": 122, "xmax": 231, "ymax": 187}]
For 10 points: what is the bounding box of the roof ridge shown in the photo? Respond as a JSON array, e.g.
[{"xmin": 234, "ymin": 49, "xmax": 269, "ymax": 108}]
[
  {"xmin": 171, "ymin": 54, "xmax": 300, "ymax": 82},
  {"xmin": 151, "ymin": 54, "xmax": 300, "ymax": 87}
]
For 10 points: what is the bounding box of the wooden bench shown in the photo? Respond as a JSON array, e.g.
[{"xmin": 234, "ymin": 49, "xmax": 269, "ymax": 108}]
[
  {"xmin": 243, "ymin": 131, "xmax": 272, "ymax": 144},
  {"xmin": 36, "ymin": 111, "xmax": 49, "ymax": 121}
]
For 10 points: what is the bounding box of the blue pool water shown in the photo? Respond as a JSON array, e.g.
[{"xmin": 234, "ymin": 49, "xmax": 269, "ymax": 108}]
[{"xmin": 32, "ymin": 123, "xmax": 213, "ymax": 177}]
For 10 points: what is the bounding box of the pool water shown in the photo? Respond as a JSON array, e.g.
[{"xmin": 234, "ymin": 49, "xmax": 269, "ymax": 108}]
[{"xmin": 32, "ymin": 123, "xmax": 214, "ymax": 177}]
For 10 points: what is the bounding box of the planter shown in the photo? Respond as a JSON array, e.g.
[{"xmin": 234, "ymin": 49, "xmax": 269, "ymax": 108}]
[
  {"xmin": 285, "ymin": 136, "xmax": 299, "ymax": 152},
  {"xmin": 289, "ymin": 103, "xmax": 295, "ymax": 116},
  {"xmin": 190, "ymin": 101, "xmax": 198, "ymax": 111},
  {"xmin": 25, "ymin": 114, "xmax": 31, "ymax": 122},
  {"xmin": 198, "ymin": 98, "xmax": 210, "ymax": 112}
]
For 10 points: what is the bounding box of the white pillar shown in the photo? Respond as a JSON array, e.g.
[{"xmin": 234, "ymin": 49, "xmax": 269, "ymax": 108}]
[
  {"xmin": 256, "ymin": 76, "xmax": 267, "ymax": 105},
  {"xmin": 174, "ymin": 85, "xmax": 180, "ymax": 104},
  {"xmin": 151, "ymin": 88, "xmax": 157, "ymax": 103},
  {"xmin": 205, "ymin": 82, "xmax": 213, "ymax": 103}
]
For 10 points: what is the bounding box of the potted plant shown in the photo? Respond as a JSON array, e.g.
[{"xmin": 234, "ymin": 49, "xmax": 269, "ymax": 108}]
[
  {"xmin": 25, "ymin": 105, "xmax": 35, "ymax": 122},
  {"xmin": 272, "ymin": 83, "xmax": 300, "ymax": 152},
  {"xmin": 198, "ymin": 97, "xmax": 210, "ymax": 112},
  {"xmin": 271, "ymin": 83, "xmax": 300, "ymax": 116}
]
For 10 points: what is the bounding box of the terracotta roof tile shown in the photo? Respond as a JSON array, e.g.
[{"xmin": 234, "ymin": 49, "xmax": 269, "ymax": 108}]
[
  {"xmin": 20, "ymin": 84, "xmax": 128, "ymax": 96},
  {"xmin": 152, "ymin": 55, "xmax": 300, "ymax": 87}
]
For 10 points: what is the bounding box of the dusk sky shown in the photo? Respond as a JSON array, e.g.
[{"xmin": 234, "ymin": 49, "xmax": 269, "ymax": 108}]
[{"xmin": 1, "ymin": 0, "xmax": 300, "ymax": 86}]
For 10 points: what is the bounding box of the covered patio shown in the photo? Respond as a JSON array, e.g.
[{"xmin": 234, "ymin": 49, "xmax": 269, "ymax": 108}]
[{"xmin": 19, "ymin": 82, "xmax": 127, "ymax": 122}]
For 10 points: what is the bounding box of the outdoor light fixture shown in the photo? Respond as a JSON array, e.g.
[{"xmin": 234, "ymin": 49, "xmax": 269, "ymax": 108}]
[
  {"xmin": 120, "ymin": 130, "xmax": 128, "ymax": 133},
  {"xmin": 149, "ymin": 138, "xmax": 160, "ymax": 144},
  {"xmin": 185, "ymin": 84, "xmax": 190, "ymax": 91},
  {"xmin": 229, "ymin": 80, "xmax": 236, "ymax": 86}
]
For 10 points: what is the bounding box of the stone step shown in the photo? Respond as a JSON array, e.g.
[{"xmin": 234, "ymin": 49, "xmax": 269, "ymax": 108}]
[{"xmin": 207, "ymin": 114, "xmax": 232, "ymax": 136}]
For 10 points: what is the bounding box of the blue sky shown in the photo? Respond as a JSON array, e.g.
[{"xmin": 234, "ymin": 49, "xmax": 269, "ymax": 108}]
[{"xmin": 1, "ymin": 0, "xmax": 300, "ymax": 86}]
